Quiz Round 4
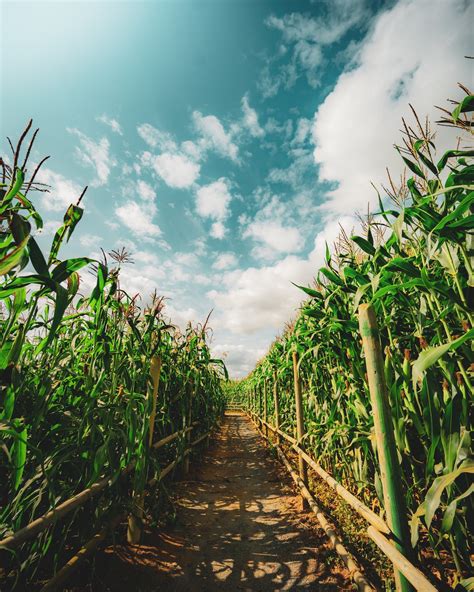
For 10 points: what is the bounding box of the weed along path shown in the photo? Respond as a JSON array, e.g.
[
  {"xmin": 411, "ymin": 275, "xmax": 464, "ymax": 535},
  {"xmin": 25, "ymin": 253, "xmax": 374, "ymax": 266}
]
[{"xmin": 82, "ymin": 413, "xmax": 353, "ymax": 591}]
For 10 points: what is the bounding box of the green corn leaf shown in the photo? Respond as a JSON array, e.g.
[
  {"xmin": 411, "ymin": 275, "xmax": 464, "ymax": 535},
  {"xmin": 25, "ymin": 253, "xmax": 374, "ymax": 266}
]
[
  {"xmin": 452, "ymin": 94, "xmax": 474, "ymax": 121},
  {"xmin": 437, "ymin": 149, "xmax": 474, "ymax": 172},
  {"xmin": 292, "ymin": 282, "xmax": 322, "ymax": 299},
  {"xmin": 4, "ymin": 168, "xmax": 24, "ymax": 202},
  {"xmin": 10, "ymin": 212, "xmax": 31, "ymax": 244},
  {"xmin": 29, "ymin": 237, "xmax": 50, "ymax": 276},
  {"xmin": 0, "ymin": 235, "xmax": 30, "ymax": 276},
  {"xmin": 35, "ymin": 285, "xmax": 69, "ymax": 354},
  {"xmin": 351, "ymin": 235, "xmax": 376, "ymax": 256},
  {"xmin": 401, "ymin": 157, "xmax": 426, "ymax": 180},
  {"xmin": 417, "ymin": 151, "xmax": 438, "ymax": 177},
  {"xmin": 51, "ymin": 257, "xmax": 93, "ymax": 283},
  {"xmin": 12, "ymin": 426, "xmax": 28, "ymax": 491},
  {"xmin": 423, "ymin": 459, "xmax": 474, "ymax": 529},
  {"xmin": 320, "ymin": 267, "xmax": 344, "ymax": 286},
  {"xmin": 412, "ymin": 329, "xmax": 474, "ymax": 389}
]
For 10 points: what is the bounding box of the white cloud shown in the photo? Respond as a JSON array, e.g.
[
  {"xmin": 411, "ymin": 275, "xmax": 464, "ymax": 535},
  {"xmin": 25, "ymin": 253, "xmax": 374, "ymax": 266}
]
[
  {"xmin": 97, "ymin": 114, "xmax": 122, "ymax": 135},
  {"xmin": 292, "ymin": 117, "xmax": 312, "ymax": 146},
  {"xmin": 207, "ymin": 214, "xmax": 359, "ymax": 335},
  {"xmin": 210, "ymin": 222, "xmax": 226, "ymax": 239},
  {"xmin": 241, "ymin": 94, "xmax": 264, "ymax": 138},
  {"xmin": 143, "ymin": 151, "xmax": 200, "ymax": 189},
  {"xmin": 137, "ymin": 123, "xmax": 177, "ymax": 151},
  {"xmin": 312, "ymin": 0, "xmax": 473, "ymax": 214},
  {"xmin": 211, "ymin": 342, "xmax": 268, "ymax": 378},
  {"xmin": 136, "ymin": 179, "xmax": 156, "ymax": 201},
  {"xmin": 263, "ymin": 1, "xmax": 369, "ymax": 91},
  {"xmin": 244, "ymin": 220, "xmax": 303, "ymax": 256},
  {"xmin": 115, "ymin": 200, "xmax": 162, "ymax": 238},
  {"xmin": 68, "ymin": 128, "xmax": 116, "ymax": 187},
  {"xmin": 106, "ymin": 220, "xmax": 120, "ymax": 231},
  {"xmin": 79, "ymin": 233, "xmax": 102, "ymax": 248},
  {"xmin": 181, "ymin": 140, "xmax": 204, "ymax": 161},
  {"xmin": 33, "ymin": 219, "xmax": 62, "ymax": 237},
  {"xmin": 35, "ymin": 167, "xmax": 83, "ymax": 211},
  {"xmin": 193, "ymin": 111, "xmax": 239, "ymax": 162},
  {"xmin": 213, "ymin": 253, "xmax": 238, "ymax": 270},
  {"xmin": 241, "ymin": 195, "xmax": 304, "ymax": 259},
  {"xmin": 196, "ymin": 178, "xmax": 232, "ymax": 222}
]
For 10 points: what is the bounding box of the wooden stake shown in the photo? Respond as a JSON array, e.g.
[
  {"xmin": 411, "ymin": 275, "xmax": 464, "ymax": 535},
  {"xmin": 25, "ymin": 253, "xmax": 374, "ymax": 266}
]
[
  {"xmin": 148, "ymin": 355, "xmax": 162, "ymax": 448},
  {"xmin": 128, "ymin": 354, "xmax": 162, "ymax": 545},
  {"xmin": 292, "ymin": 350, "xmax": 308, "ymax": 509},
  {"xmin": 263, "ymin": 379, "xmax": 268, "ymax": 438},
  {"xmin": 273, "ymin": 370, "xmax": 280, "ymax": 445},
  {"xmin": 183, "ymin": 381, "xmax": 193, "ymax": 475},
  {"xmin": 358, "ymin": 304, "xmax": 413, "ymax": 592}
]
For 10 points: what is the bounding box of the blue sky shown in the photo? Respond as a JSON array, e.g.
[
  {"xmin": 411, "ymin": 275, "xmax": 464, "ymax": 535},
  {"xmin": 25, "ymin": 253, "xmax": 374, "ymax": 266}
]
[{"xmin": 1, "ymin": 0, "xmax": 472, "ymax": 376}]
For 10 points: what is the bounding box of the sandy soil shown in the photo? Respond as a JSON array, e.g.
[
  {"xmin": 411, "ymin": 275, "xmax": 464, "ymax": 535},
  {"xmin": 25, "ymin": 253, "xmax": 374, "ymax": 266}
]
[{"xmin": 78, "ymin": 413, "xmax": 353, "ymax": 591}]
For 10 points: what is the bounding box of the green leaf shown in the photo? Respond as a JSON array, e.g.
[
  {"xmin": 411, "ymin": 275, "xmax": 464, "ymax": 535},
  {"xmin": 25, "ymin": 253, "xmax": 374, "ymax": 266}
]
[
  {"xmin": 0, "ymin": 235, "xmax": 30, "ymax": 276},
  {"xmin": 351, "ymin": 235, "xmax": 376, "ymax": 256},
  {"xmin": 320, "ymin": 267, "xmax": 344, "ymax": 286},
  {"xmin": 412, "ymin": 329, "xmax": 474, "ymax": 389},
  {"xmin": 12, "ymin": 426, "xmax": 28, "ymax": 491},
  {"xmin": 452, "ymin": 94, "xmax": 474, "ymax": 121},
  {"xmin": 392, "ymin": 211, "xmax": 404, "ymax": 243},
  {"xmin": 29, "ymin": 236, "xmax": 50, "ymax": 276},
  {"xmin": 35, "ymin": 285, "xmax": 69, "ymax": 354},
  {"xmin": 437, "ymin": 149, "xmax": 474, "ymax": 171},
  {"xmin": 401, "ymin": 155, "xmax": 426, "ymax": 180},
  {"xmin": 292, "ymin": 282, "xmax": 322, "ymax": 299},
  {"xmin": 51, "ymin": 257, "xmax": 92, "ymax": 283},
  {"xmin": 4, "ymin": 168, "xmax": 24, "ymax": 202},
  {"xmin": 423, "ymin": 459, "xmax": 474, "ymax": 529}
]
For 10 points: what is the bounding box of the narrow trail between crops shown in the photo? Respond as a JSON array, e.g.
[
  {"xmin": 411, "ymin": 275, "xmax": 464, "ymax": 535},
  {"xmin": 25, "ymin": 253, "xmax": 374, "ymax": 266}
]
[{"xmin": 83, "ymin": 413, "xmax": 353, "ymax": 591}]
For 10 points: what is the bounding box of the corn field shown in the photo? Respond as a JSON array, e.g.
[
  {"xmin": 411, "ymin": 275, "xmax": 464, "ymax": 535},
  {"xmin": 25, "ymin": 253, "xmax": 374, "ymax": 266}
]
[
  {"xmin": 234, "ymin": 88, "xmax": 474, "ymax": 585},
  {"xmin": 0, "ymin": 124, "xmax": 226, "ymax": 589}
]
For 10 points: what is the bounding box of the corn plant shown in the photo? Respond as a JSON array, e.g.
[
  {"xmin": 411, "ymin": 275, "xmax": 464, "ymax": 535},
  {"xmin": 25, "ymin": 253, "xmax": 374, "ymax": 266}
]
[
  {"xmin": 0, "ymin": 123, "xmax": 226, "ymax": 589},
  {"xmin": 239, "ymin": 87, "xmax": 473, "ymax": 584}
]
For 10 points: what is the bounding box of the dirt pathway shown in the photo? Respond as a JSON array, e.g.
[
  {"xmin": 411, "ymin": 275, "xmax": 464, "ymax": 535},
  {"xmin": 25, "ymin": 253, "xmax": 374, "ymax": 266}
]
[{"xmin": 84, "ymin": 413, "xmax": 352, "ymax": 591}]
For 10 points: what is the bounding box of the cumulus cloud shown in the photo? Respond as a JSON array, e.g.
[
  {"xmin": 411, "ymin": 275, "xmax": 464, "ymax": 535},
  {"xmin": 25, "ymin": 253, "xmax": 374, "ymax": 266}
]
[
  {"xmin": 137, "ymin": 123, "xmax": 177, "ymax": 151},
  {"xmin": 213, "ymin": 253, "xmax": 238, "ymax": 270},
  {"xmin": 68, "ymin": 128, "xmax": 116, "ymax": 187},
  {"xmin": 211, "ymin": 342, "xmax": 268, "ymax": 378},
  {"xmin": 207, "ymin": 214, "xmax": 359, "ymax": 335},
  {"xmin": 241, "ymin": 94, "xmax": 265, "ymax": 138},
  {"xmin": 97, "ymin": 114, "xmax": 122, "ymax": 135},
  {"xmin": 262, "ymin": 1, "xmax": 369, "ymax": 91},
  {"xmin": 193, "ymin": 111, "xmax": 239, "ymax": 162},
  {"xmin": 136, "ymin": 179, "xmax": 156, "ymax": 201},
  {"xmin": 210, "ymin": 221, "xmax": 226, "ymax": 239},
  {"xmin": 79, "ymin": 233, "xmax": 103, "ymax": 248},
  {"xmin": 115, "ymin": 200, "xmax": 162, "ymax": 238},
  {"xmin": 241, "ymin": 194, "xmax": 307, "ymax": 260},
  {"xmin": 142, "ymin": 151, "xmax": 200, "ymax": 189},
  {"xmin": 312, "ymin": 0, "xmax": 473, "ymax": 214},
  {"xmin": 35, "ymin": 167, "xmax": 83, "ymax": 211},
  {"xmin": 195, "ymin": 178, "xmax": 233, "ymax": 239}
]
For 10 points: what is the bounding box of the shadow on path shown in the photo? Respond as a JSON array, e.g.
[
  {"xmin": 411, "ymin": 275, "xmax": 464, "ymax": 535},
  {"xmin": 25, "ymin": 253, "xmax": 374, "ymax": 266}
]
[{"xmin": 85, "ymin": 414, "xmax": 352, "ymax": 591}]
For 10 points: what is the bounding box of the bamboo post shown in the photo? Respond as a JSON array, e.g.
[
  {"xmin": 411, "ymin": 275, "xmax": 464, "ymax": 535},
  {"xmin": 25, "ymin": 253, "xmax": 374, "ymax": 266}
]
[
  {"xmin": 292, "ymin": 350, "xmax": 308, "ymax": 509},
  {"xmin": 127, "ymin": 354, "xmax": 162, "ymax": 544},
  {"xmin": 263, "ymin": 379, "xmax": 268, "ymax": 438},
  {"xmin": 358, "ymin": 304, "xmax": 413, "ymax": 592},
  {"xmin": 183, "ymin": 381, "xmax": 193, "ymax": 475},
  {"xmin": 273, "ymin": 370, "xmax": 280, "ymax": 445},
  {"xmin": 148, "ymin": 356, "xmax": 162, "ymax": 448}
]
